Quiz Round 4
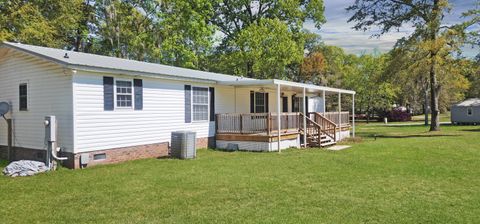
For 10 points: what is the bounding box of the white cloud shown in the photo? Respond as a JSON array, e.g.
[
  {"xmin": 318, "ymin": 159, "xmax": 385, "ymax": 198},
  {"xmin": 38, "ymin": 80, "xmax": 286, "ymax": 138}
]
[{"xmin": 305, "ymin": 0, "xmax": 478, "ymax": 57}]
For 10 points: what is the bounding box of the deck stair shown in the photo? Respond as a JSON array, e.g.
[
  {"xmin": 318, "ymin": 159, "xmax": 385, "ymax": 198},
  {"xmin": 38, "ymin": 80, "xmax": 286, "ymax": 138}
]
[{"xmin": 301, "ymin": 113, "xmax": 338, "ymax": 148}]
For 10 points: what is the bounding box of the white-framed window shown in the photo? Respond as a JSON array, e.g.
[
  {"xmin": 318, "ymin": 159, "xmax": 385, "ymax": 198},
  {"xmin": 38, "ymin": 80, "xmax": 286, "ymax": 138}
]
[
  {"xmin": 116, "ymin": 80, "xmax": 133, "ymax": 108},
  {"xmin": 19, "ymin": 83, "xmax": 28, "ymax": 111},
  {"xmin": 292, "ymin": 96, "xmax": 305, "ymax": 113},
  {"xmin": 192, "ymin": 86, "xmax": 209, "ymax": 121},
  {"xmin": 467, "ymin": 107, "xmax": 473, "ymax": 116},
  {"xmin": 254, "ymin": 92, "xmax": 267, "ymax": 113}
]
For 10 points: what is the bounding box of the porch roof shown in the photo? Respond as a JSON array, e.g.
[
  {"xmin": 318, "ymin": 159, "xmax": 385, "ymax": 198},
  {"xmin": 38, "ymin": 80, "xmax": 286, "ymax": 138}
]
[{"xmin": 217, "ymin": 79, "xmax": 356, "ymax": 95}]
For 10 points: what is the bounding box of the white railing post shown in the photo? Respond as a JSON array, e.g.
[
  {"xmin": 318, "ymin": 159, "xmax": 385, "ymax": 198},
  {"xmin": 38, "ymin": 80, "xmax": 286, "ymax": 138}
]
[
  {"xmin": 303, "ymin": 87, "xmax": 307, "ymax": 147},
  {"xmin": 277, "ymin": 84, "xmax": 281, "ymax": 153},
  {"xmin": 322, "ymin": 90, "xmax": 326, "ymax": 115},
  {"xmin": 338, "ymin": 92, "xmax": 341, "ymax": 141},
  {"xmin": 352, "ymin": 94, "xmax": 355, "ymax": 138}
]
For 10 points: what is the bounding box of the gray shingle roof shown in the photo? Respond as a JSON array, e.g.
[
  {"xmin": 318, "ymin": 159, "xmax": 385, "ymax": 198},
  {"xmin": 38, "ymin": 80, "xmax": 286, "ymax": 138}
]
[
  {"xmin": 1, "ymin": 42, "xmax": 252, "ymax": 83},
  {"xmin": 454, "ymin": 98, "xmax": 480, "ymax": 107}
]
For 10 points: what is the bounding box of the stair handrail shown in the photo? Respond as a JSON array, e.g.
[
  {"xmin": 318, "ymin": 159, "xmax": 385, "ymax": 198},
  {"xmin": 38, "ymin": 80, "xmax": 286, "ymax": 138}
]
[{"xmin": 309, "ymin": 112, "xmax": 337, "ymax": 141}]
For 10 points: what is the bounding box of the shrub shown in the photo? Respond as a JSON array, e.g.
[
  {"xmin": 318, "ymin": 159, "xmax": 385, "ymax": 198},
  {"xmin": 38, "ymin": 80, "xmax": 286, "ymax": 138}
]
[{"xmin": 386, "ymin": 108, "xmax": 412, "ymax": 122}]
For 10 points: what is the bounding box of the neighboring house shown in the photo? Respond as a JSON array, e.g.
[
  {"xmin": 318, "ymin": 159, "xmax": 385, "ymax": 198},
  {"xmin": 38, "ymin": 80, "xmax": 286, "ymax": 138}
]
[
  {"xmin": 451, "ymin": 98, "xmax": 480, "ymax": 125},
  {"xmin": 0, "ymin": 42, "xmax": 355, "ymax": 169}
]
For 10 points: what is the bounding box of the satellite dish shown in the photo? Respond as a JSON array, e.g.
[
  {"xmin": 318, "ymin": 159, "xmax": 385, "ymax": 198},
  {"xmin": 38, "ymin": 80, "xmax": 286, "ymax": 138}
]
[{"xmin": 0, "ymin": 102, "xmax": 10, "ymax": 117}]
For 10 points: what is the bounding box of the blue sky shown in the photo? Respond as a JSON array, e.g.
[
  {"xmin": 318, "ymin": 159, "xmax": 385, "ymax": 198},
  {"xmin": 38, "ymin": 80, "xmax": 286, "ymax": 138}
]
[{"xmin": 305, "ymin": 0, "xmax": 479, "ymax": 57}]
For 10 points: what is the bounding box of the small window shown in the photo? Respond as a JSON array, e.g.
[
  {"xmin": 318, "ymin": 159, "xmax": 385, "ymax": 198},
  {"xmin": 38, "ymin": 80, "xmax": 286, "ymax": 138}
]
[
  {"xmin": 282, "ymin": 97, "xmax": 288, "ymax": 112},
  {"xmin": 93, "ymin": 153, "xmax": 106, "ymax": 161},
  {"xmin": 192, "ymin": 87, "xmax": 209, "ymax": 121},
  {"xmin": 116, "ymin": 80, "xmax": 133, "ymax": 108},
  {"xmin": 292, "ymin": 97, "xmax": 304, "ymax": 113},
  {"xmin": 19, "ymin": 83, "xmax": 28, "ymax": 111},
  {"xmin": 254, "ymin": 92, "xmax": 267, "ymax": 113},
  {"xmin": 467, "ymin": 107, "xmax": 473, "ymax": 116}
]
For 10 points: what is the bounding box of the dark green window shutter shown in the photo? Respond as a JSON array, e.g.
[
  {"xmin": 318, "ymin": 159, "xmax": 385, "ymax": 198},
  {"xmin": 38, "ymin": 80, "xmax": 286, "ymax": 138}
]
[
  {"xmin": 282, "ymin": 97, "xmax": 288, "ymax": 112},
  {"xmin": 134, "ymin": 79, "xmax": 143, "ymax": 110},
  {"xmin": 209, "ymin": 87, "xmax": 215, "ymax": 121},
  {"xmin": 292, "ymin": 95, "xmax": 296, "ymax": 112},
  {"xmin": 265, "ymin": 93, "xmax": 269, "ymax": 112},
  {"xmin": 185, "ymin": 85, "xmax": 191, "ymax": 123},
  {"xmin": 250, "ymin": 91, "xmax": 255, "ymax": 113},
  {"xmin": 103, "ymin": 76, "xmax": 114, "ymax": 111}
]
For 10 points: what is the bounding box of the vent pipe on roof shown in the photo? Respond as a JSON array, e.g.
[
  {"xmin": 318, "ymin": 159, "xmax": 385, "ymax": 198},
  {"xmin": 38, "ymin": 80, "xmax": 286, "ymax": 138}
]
[{"xmin": 63, "ymin": 53, "xmax": 69, "ymax": 59}]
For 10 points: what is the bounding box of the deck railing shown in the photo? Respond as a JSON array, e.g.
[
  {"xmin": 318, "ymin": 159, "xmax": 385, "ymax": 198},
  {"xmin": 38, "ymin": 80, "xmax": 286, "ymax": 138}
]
[
  {"xmin": 216, "ymin": 111, "xmax": 350, "ymax": 135},
  {"xmin": 216, "ymin": 113, "xmax": 301, "ymax": 135},
  {"xmin": 321, "ymin": 112, "xmax": 350, "ymax": 127},
  {"xmin": 308, "ymin": 112, "xmax": 337, "ymax": 140}
]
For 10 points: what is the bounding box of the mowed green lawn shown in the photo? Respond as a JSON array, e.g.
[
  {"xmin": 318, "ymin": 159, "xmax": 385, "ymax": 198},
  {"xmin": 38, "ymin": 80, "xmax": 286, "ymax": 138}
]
[{"xmin": 1, "ymin": 124, "xmax": 480, "ymax": 223}]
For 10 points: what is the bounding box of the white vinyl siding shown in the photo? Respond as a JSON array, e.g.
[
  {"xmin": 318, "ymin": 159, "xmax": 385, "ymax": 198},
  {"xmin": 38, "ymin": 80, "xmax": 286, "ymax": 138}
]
[
  {"xmin": 72, "ymin": 72, "xmax": 234, "ymax": 153},
  {"xmin": 0, "ymin": 49, "xmax": 74, "ymax": 152}
]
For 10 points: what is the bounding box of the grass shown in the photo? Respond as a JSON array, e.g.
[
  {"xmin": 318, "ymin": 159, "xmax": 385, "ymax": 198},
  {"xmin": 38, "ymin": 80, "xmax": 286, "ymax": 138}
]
[
  {"xmin": 1, "ymin": 124, "xmax": 480, "ymax": 223},
  {"xmin": 411, "ymin": 112, "xmax": 451, "ymax": 123}
]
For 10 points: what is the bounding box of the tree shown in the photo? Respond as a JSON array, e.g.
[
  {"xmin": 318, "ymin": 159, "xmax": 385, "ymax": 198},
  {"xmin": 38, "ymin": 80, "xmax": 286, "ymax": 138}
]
[
  {"xmin": 93, "ymin": 0, "xmax": 215, "ymax": 68},
  {"xmin": 461, "ymin": 1, "xmax": 480, "ymax": 58},
  {"xmin": 347, "ymin": 0, "xmax": 469, "ymax": 131},
  {"xmin": 299, "ymin": 51, "xmax": 327, "ymax": 84},
  {"xmin": 343, "ymin": 53, "xmax": 397, "ymax": 122},
  {"xmin": 209, "ymin": 18, "xmax": 304, "ymax": 78},
  {"xmin": 0, "ymin": 0, "xmax": 86, "ymax": 48},
  {"xmin": 209, "ymin": 0, "xmax": 326, "ymax": 78}
]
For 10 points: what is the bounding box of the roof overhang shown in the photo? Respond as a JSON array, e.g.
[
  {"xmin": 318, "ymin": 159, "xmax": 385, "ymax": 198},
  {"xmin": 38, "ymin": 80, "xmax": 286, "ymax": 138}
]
[
  {"xmin": 66, "ymin": 64, "xmax": 217, "ymax": 84},
  {"xmin": 218, "ymin": 79, "xmax": 356, "ymax": 95}
]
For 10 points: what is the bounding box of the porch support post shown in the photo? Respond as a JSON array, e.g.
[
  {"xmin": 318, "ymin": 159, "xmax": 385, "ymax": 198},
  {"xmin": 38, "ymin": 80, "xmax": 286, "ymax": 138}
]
[
  {"xmin": 352, "ymin": 94, "xmax": 356, "ymax": 138},
  {"xmin": 277, "ymin": 83, "xmax": 281, "ymax": 153},
  {"xmin": 322, "ymin": 90, "xmax": 326, "ymax": 115},
  {"xmin": 303, "ymin": 87, "xmax": 307, "ymax": 147},
  {"xmin": 338, "ymin": 92, "xmax": 341, "ymax": 141}
]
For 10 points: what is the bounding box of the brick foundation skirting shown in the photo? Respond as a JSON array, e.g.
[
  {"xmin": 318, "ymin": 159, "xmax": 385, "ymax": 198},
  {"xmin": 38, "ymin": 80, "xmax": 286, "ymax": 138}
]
[
  {"xmin": 196, "ymin": 136, "xmax": 216, "ymax": 149},
  {"xmin": 62, "ymin": 142, "xmax": 169, "ymax": 169},
  {"xmin": 1, "ymin": 137, "xmax": 215, "ymax": 169}
]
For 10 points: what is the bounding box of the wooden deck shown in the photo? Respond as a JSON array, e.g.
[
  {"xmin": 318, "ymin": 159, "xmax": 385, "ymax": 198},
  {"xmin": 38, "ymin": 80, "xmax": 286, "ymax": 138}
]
[
  {"xmin": 216, "ymin": 131, "xmax": 300, "ymax": 143},
  {"xmin": 215, "ymin": 112, "xmax": 351, "ymax": 146}
]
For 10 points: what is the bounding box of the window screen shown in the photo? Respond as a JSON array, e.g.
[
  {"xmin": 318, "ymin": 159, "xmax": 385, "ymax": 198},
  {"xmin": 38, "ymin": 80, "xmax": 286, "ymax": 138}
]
[
  {"xmin": 116, "ymin": 80, "xmax": 133, "ymax": 108},
  {"xmin": 19, "ymin": 83, "xmax": 28, "ymax": 111},
  {"xmin": 255, "ymin": 92, "xmax": 266, "ymax": 113},
  {"xmin": 192, "ymin": 87, "xmax": 209, "ymax": 121}
]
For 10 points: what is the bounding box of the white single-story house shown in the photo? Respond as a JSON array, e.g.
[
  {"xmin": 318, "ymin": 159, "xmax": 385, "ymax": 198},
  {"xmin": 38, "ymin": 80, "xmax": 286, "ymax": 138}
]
[
  {"xmin": 0, "ymin": 42, "xmax": 355, "ymax": 168},
  {"xmin": 451, "ymin": 98, "xmax": 480, "ymax": 125}
]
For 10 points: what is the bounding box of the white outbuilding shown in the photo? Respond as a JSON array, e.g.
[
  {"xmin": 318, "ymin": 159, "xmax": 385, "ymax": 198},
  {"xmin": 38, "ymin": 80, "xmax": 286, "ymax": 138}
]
[{"xmin": 451, "ymin": 98, "xmax": 480, "ymax": 125}]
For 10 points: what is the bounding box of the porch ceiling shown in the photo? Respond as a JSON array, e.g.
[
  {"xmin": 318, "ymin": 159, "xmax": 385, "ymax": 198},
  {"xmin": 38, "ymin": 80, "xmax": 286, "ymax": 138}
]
[{"xmin": 217, "ymin": 79, "xmax": 355, "ymax": 95}]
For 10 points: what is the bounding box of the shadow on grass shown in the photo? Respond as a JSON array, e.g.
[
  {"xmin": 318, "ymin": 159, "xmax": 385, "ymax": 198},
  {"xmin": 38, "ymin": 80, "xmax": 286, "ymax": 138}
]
[
  {"xmin": 461, "ymin": 129, "xmax": 480, "ymax": 132},
  {"xmin": 372, "ymin": 134, "xmax": 460, "ymax": 139},
  {"xmin": 209, "ymin": 148, "xmax": 239, "ymax": 153},
  {"xmin": 382, "ymin": 123, "xmax": 453, "ymax": 128}
]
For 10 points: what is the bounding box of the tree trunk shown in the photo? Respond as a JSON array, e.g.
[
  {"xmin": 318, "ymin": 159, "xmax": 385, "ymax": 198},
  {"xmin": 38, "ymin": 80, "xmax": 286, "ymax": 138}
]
[
  {"xmin": 246, "ymin": 61, "xmax": 254, "ymax": 78},
  {"xmin": 424, "ymin": 88, "xmax": 429, "ymax": 126},
  {"xmin": 429, "ymin": 0, "xmax": 441, "ymax": 132}
]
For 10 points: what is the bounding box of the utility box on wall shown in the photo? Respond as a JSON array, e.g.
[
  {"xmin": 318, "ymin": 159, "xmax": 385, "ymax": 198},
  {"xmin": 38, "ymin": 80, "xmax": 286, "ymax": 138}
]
[{"xmin": 171, "ymin": 131, "xmax": 196, "ymax": 159}]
